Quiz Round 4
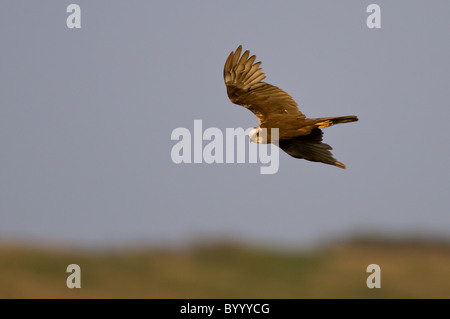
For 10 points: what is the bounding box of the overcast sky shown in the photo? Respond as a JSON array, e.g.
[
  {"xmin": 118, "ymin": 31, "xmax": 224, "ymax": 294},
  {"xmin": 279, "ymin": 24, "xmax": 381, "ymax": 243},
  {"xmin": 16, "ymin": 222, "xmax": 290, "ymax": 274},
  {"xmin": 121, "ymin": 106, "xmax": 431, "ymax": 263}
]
[{"xmin": 1, "ymin": 1, "xmax": 449, "ymax": 248}]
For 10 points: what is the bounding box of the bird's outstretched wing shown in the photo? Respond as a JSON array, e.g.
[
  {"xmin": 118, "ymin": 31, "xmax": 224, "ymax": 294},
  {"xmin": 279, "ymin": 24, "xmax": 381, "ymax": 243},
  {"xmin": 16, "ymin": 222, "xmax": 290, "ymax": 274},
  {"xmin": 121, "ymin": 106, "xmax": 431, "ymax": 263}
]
[{"xmin": 224, "ymin": 45, "xmax": 305, "ymax": 124}]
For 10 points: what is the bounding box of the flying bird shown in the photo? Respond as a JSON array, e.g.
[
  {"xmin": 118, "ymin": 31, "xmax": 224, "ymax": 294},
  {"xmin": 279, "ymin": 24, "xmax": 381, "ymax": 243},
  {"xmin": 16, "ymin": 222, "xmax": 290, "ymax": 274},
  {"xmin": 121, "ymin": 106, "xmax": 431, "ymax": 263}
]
[{"xmin": 223, "ymin": 45, "xmax": 358, "ymax": 169}]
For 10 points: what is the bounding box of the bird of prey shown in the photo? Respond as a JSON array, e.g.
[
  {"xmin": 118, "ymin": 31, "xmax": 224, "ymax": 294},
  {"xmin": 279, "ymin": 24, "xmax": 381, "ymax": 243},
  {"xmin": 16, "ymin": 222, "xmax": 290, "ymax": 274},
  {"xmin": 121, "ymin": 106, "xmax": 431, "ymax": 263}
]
[{"xmin": 223, "ymin": 45, "xmax": 358, "ymax": 169}]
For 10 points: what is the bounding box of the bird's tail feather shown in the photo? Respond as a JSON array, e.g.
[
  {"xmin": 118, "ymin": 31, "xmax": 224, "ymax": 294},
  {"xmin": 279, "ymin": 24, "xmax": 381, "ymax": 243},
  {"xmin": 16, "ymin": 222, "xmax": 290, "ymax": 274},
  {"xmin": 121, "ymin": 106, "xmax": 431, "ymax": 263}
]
[{"xmin": 315, "ymin": 115, "xmax": 358, "ymax": 129}]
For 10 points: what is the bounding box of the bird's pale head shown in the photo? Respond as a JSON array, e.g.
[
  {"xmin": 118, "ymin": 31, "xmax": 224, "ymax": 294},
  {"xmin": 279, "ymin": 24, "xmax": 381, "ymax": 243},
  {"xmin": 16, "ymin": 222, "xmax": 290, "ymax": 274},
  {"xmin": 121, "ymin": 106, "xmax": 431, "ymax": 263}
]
[{"xmin": 249, "ymin": 127, "xmax": 267, "ymax": 143}]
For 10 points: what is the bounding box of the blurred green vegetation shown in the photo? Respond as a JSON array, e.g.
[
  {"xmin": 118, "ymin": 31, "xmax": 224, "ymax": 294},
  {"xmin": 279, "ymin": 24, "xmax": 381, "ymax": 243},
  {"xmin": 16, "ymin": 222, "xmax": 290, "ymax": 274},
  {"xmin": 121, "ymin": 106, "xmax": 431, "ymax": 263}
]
[{"xmin": 1, "ymin": 237, "xmax": 449, "ymax": 298}]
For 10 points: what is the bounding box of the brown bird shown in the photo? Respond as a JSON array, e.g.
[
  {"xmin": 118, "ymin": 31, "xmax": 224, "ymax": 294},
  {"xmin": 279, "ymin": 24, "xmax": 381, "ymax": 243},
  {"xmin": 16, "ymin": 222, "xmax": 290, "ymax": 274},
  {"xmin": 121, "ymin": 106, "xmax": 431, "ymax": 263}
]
[{"xmin": 223, "ymin": 45, "xmax": 358, "ymax": 169}]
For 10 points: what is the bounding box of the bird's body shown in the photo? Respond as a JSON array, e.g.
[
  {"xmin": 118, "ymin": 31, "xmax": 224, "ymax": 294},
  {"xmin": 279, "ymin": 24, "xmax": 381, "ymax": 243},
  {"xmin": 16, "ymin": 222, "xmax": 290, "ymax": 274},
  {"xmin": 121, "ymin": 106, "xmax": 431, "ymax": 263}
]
[{"xmin": 223, "ymin": 45, "xmax": 358, "ymax": 169}]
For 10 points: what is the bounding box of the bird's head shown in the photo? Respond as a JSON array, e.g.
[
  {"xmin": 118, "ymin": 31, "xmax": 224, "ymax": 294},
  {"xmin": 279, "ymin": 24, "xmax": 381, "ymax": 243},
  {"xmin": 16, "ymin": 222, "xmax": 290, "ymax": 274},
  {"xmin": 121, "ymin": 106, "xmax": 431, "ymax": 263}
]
[{"xmin": 249, "ymin": 127, "xmax": 267, "ymax": 143}]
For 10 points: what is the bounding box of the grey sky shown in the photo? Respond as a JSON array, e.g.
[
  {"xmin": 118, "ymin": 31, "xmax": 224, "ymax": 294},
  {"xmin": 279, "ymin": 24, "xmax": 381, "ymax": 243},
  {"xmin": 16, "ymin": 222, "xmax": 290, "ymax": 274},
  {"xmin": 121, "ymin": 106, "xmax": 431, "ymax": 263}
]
[{"xmin": 1, "ymin": 1, "xmax": 449, "ymax": 248}]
